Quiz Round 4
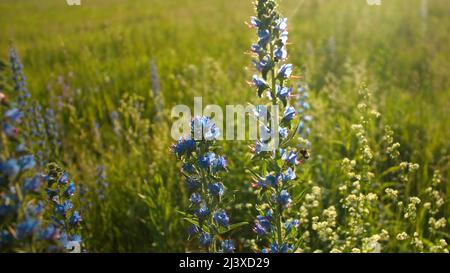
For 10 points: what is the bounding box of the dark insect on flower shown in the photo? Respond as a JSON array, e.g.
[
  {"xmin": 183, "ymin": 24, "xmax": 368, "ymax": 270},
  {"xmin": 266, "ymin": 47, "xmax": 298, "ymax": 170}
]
[{"xmin": 185, "ymin": 177, "xmax": 200, "ymax": 190}]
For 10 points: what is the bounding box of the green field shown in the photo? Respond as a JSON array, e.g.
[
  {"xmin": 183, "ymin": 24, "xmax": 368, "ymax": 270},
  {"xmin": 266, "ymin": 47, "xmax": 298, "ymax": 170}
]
[{"xmin": 0, "ymin": 0, "xmax": 449, "ymax": 252}]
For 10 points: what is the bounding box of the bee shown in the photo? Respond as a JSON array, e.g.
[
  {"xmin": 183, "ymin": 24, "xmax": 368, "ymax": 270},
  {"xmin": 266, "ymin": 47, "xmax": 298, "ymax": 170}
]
[{"xmin": 299, "ymin": 148, "xmax": 309, "ymax": 160}]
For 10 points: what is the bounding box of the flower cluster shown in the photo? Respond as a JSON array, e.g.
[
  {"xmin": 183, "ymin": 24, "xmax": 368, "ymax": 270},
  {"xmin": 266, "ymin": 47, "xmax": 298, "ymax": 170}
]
[
  {"xmin": 44, "ymin": 163, "xmax": 83, "ymax": 251},
  {"xmin": 248, "ymin": 0, "xmax": 308, "ymax": 253},
  {"xmin": 171, "ymin": 116, "xmax": 234, "ymax": 253},
  {"xmin": 0, "ymin": 64, "xmax": 54, "ymax": 251}
]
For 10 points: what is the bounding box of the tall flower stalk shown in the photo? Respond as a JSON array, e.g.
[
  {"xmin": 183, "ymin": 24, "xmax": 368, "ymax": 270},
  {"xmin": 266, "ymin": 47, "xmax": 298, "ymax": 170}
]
[
  {"xmin": 248, "ymin": 0, "xmax": 308, "ymax": 253},
  {"xmin": 171, "ymin": 116, "xmax": 236, "ymax": 253}
]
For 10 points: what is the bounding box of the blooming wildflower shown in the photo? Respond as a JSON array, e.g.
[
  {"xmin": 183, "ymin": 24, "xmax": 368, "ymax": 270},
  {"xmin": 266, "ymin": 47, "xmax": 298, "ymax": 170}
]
[
  {"xmin": 4, "ymin": 108, "xmax": 22, "ymax": 122},
  {"xmin": 0, "ymin": 159, "xmax": 20, "ymax": 179},
  {"xmin": 172, "ymin": 114, "xmax": 231, "ymax": 251},
  {"xmin": 17, "ymin": 155, "xmax": 36, "ymax": 171},
  {"xmin": 275, "ymin": 18, "xmax": 288, "ymax": 31},
  {"xmin": 22, "ymin": 175, "xmax": 42, "ymax": 193},
  {"xmin": 16, "ymin": 218, "xmax": 39, "ymax": 239},
  {"xmin": 69, "ymin": 211, "xmax": 82, "ymax": 226},
  {"xmin": 276, "ymin": 86, "xmax": 291, "ymax": 106},
  {"xmin": 172, "ymin": 139, "xmax": 196, "ymax": 157},
  {"xmin": 257, "ymin": 29, "xmax": 271, "ymax": 47},
  {"xmin": 199, "ymin": 232, "xmax": 212, "ymax": 247},
  {"xmin": 281, "ymin": 149, "xmax": 299, "ymax": 165},
  {"xmin": 64, "ymin": 182, "xmax": 76, "ymax": 197},
  {"xmin": 269, "ymin": 243, "xmax": 293, "ymax": 253},
  {"xmin": 58, "ymin": 172, "xmax": 70, "ymax": 185},
  {"xmin": 212, "ymin": 156, "xmax": 227, "ymax": 173},
  {"xmin": 277, "ymin": 64, "xmax": 293, "ymax": 79},
  {"xmin": 281, "ymin": 167, "xmax": 296, "ymax": 183},
  {"xmin": 281, "ymin": 106, "xmax": 296, "ymax": 123},
  {"xmin": 189, "ymin": 193, "xmax": 202, "ymax": 204},
  {"xmin": 285, "ymin": 219, "xmax": 299, "ymax": 233},
  {"xmin": 182, "ymin": 163, "xmax": 196, "ymax": 175},
  {"xmin": 277, "ymin": 190, "xmax": 292, "ymax": 208},
  {"xmin": 199, "ymin": 152, "xmax": 216, "ymax": 169},
  {"xmin": 221, "ymin": 240, "xmax": 235, "ymax": 253},
  {"xmin": 208, "ymin": 182, "xmax": 225, "ymax": 196},
  {"xmin": 55, "ymin": 200, "xmax": 73, "ymax": 216},
  {"xmin": 187, "ymin": 225, "xmax": 199, "ymax": 236},
  {"xmin": 252, "ymin": 75, "xmax": 269, "ymax": 97},
  {"xmin": 274, "ymin": 46, "xmax": 287, "ymax": 61},
  {"xmin": 194, "ymin": 204, "xmax": 210, "ymax": 219},
  {"xmin": 213, "ymin": 210, "xmax": 230, "ymax": 228}
]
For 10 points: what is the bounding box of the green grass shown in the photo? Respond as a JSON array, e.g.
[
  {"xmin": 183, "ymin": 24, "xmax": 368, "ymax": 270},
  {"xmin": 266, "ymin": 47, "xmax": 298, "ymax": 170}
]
[{"xmin": 0, "ymin": 0, "xmax": 449, "ymax": 252}]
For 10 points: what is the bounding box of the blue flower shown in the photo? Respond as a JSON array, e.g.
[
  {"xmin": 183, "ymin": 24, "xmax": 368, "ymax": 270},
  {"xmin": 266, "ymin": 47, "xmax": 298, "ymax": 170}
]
[
  {"xmin": 199, "ymin": 152, "xmax": 216, "ymax": 169},
  {"xmin": 251, "ymin": 44, "xmax": 263, "ymax": 54},
  {"xmin": 3, "ymin": 123, "xmax": 18, "ymax": 138},
  {"xmin": 18, "ymin": 155, "xmax": 35, "ymax": 171},
  {"xmin": 254, "ymin": 211, "xmax": 272, "ymax": 236},
  {"xmin": 269, "ymin": 243, "xmax": 293, "ymax": 253},
  {"xmin": 213, "ymin": 210, "xmax": 230, "ymax": 228},
  {"xmin": 199, "ymin": 232, "xmax": 212, "ymax": 247},
  {"xmin": 281, "ymin": 167, "xmax": 296, "ymax": 183},
  {"xmin": 190, "ymin": 192, "xmax": 202, "ymax": 204},
  {"xmin": 258, "ymin": 174, "xmax": 278, "ymax": 188},
  {"xmin": 281, "ymin": 149, "xmax": 298, "ymax": 165},
  {"xmin": 250, "ymin": 17, "xmax": 263, "ymax": 28},
  {"xmin": 212, "ymin": 156, "xmax": 227, "ymax": 173},
  {"xmin": 194, "ymin": 204, "xmax": 210, "ymax": 219},
  {"xmin": 253, "ymin": 58, "xmax": 271, "ymax": 75},
  {"xmin": 274, "ymin": 46, "xmax": 287, "ymax": 61},
  {"xmin": 64, "ymin": 182, "xmax": 76, "ymax": 197},
  {"xmin": 252, "ymin": 75, "xmax": 269, "ymax": 97},
  {"xmin": 253, "ymin": 222, "xmax": 267, "ymax": 236},
  {"xmin": 55, "ymin": 200, "xmax": 73, "ymax": 216},
  {"xmin": 0, "ymin": 159, "xmax": 20, "ymax": 178},
  {"xmin": 282, "ymin": 106, "xmax": 296, "ymax": 123},
  {"xmin": 279, "ymin": 127, "xmax": 288, "ymax": 139},
  {"xmin": 187, "ymin": 225, "xmax": 199, "ymax": 236},
  {"xmin": 208, "ymin": 182, "xmax": 225, "ymax": 196},
  {"xmin": 257, "ymin": 29, "xmax": 271, "ymax": 47},
  {"xmin": 58, "ymin": 172, "xmax": 70, "ymax": 185},
  {"xmin": 275, "ymin": 18, "xmax": 288, "ymax": 31},
  {"xmin": 285, "ymin": 219, "xmax": 299, "ymax": 233},
  {"xmin": 277, "ymin": 64, "xmax": 293, "ymax": 79},
  {"xmin": 280, "ymin": 30, "xmax": 289, "ymax": 45},
  {"xmin": 191, "ymin": 116, "xmax": 220, "ymax": 141},
  {"xmin": 172, "ymin": 139, "xmax": 196, "ymax": 157},
  {"xmin": 276, "ymin": 190, "xmax": 292, "ymax": 208},
  {"xmin": 69, "ymin": 211, "xmax": 82, "ymax": 225},
  {"xmin": 221, "ymin": 240, "xmax": 235, "ymax": 253},
  {"xmin": 16, "ymin": 218, "xmax": 39, "ymax": 239},
  {"xmin": 4, "ymin": 108, "xmax": 23, "ymax": 123},
  {"xmin": 276, "ymin": 86, "xmax": 291, "ymax": 106},
  {"xmin": 182, "ymin": 163, "xmax": 196, "ymax": 174}
]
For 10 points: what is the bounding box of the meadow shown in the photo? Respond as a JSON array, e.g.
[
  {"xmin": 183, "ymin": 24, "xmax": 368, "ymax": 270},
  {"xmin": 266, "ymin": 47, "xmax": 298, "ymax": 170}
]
[{"xmin": 0, "ymin": 0, "xmax": 449, "ymax": 253}]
